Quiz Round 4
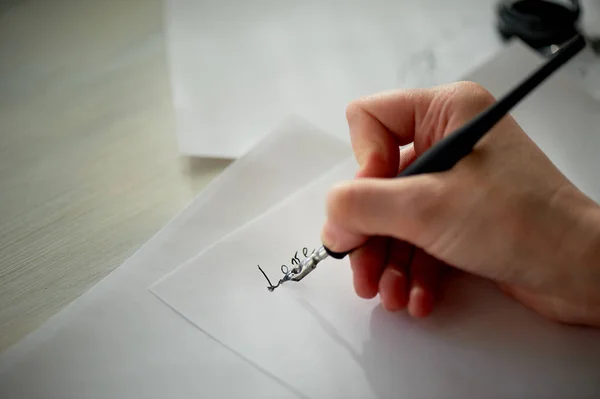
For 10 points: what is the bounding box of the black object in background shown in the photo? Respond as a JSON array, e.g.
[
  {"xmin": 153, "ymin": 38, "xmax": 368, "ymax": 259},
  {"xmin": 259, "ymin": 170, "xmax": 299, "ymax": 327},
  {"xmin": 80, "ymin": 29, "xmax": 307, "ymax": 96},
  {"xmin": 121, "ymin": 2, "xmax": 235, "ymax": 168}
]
[{"xmin": 495, "ymin": 0, "xmax": 587, "ymax": 53}]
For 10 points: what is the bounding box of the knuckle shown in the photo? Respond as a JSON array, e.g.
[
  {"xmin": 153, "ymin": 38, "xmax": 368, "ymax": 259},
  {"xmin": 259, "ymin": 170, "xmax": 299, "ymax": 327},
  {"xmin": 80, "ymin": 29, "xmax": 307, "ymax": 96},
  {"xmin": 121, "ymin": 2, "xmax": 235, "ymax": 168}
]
[
  {"xmin": 455, "ymin": 81, "xmax": 496, "ymax": 108},
  {"xmin": 326, "ymin": 181, "xmax": 359, "ymax": 224},
  {"xmin": 327, "ymin": 180, "xmax": 382, "ymax": 233},
  {"xmin": 399, "ymin": 176, "xmax": 454, "ymax": 248},
  {"xmin": 345, "ymin": 100, "xmax": 362, "ymax": 123},
  {"xmin": 409, "ymin": 176, "xmax": 450, "ymax": 222}
]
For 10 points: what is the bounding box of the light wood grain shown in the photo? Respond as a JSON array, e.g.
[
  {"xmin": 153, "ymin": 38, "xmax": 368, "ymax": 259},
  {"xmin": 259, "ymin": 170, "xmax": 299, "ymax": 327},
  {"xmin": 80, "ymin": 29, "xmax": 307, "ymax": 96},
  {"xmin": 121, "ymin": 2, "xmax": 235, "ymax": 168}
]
[{"xmin": 0, "ymin": 0, "xmax": 230, "ymax": 351}]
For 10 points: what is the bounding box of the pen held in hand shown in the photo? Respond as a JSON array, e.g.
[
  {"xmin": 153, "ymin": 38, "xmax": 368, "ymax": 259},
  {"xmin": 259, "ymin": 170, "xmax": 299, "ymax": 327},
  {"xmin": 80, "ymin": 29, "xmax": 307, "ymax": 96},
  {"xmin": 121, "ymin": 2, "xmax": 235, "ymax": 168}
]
[
  {"xmin": 260, "ymin": 33, "xmax": 586, "ymax": 291},
  {"xmin": 324, "ymin": 33, "xmax": 586, "ymax": 260}
]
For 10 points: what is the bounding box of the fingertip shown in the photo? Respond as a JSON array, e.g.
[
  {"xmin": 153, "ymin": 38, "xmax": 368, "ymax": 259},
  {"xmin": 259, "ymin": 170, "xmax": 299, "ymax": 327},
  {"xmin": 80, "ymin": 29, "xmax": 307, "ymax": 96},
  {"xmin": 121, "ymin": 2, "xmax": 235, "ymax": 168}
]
[
  {"xmin": 355, "ymin": 150, "xmax": 398, "ymax": 179},
  {"xmin": 320, "ymin": 221, "xmax": 365, "ymax": 254},
  {"xmin": 350, "ymin": 237, "xmax": 387, "ymax": 299},
  {"xmin": 322, "ymin": 179, "xmax": 380, "ymax": 252},
  {"xmin": 346, "ymin": 100, "xmax": 400, "ymax": 179},
  {"xmin": 353, "ymin": 273, "xmax": 379, "ymax": 299},
  {"xmin": 408, "ymin": 286, "xmax": 434, "ymax": 318},
  {"xmin": 379, "ymin": 267, "xmax": 408, "ymax": 312},
  {"xmin": 407, "ymin": 249, "xmax": 441, "ymax": 318},
  {"xmin": 323, "ymin": 181, "xmax": 354, "ymax": 241},
  {"xmin": 325, "ymin": 180, "xmax": 351, "ymax": 213}
]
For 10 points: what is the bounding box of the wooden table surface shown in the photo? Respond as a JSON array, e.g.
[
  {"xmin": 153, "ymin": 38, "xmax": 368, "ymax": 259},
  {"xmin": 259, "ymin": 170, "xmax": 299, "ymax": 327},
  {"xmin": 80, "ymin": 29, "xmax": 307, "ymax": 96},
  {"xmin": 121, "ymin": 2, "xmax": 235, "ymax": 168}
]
[{"xmin": 0, "ymin": 0, "xmax": 230, "ymax": 352}]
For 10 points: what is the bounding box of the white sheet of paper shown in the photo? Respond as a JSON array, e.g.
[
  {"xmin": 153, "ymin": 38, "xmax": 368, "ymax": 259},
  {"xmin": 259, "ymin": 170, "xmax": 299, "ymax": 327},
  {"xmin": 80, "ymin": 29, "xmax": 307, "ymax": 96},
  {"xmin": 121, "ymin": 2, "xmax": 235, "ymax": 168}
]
[
  {"xmin": 150, "ymin": 157, "xmax": 600, "ymax": 399},
  {"xmin": 166, "ymin": 0, "xmax": 505, "ymax": 157},
  {"xmin": 0, "ymin": 118, "xmax": 351, "ymax": 398}
]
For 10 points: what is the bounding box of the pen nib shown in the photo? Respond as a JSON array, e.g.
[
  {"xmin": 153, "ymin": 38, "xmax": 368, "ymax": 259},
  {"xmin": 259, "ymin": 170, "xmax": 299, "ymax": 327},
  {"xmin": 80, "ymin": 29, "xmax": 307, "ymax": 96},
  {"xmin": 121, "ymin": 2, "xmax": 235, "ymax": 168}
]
[{"xmin": 256, "ymin": 246, "xmax": 329, "ymax": 291}]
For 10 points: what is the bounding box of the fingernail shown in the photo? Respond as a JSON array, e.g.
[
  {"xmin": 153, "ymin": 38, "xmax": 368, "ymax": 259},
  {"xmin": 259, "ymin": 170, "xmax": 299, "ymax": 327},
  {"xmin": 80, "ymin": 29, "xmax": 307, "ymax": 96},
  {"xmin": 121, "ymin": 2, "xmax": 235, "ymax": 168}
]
[{"xmin": 321, "ymin": 222, "xmax": 362, "ymax": 252}]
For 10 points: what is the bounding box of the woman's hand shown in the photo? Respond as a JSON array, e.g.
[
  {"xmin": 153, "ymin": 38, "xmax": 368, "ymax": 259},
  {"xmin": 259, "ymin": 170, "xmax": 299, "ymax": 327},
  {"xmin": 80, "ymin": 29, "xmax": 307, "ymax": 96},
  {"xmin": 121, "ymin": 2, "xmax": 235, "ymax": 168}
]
[{"xmin": 321, "ymin": 81, "xmax": 600, "ymax": 326}]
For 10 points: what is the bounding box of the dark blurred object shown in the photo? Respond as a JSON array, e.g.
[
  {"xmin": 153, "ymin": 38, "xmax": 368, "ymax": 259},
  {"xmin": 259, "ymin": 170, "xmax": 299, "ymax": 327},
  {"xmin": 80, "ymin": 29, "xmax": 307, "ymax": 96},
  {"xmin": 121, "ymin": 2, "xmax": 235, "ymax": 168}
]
[
  {"xmin": 591, "ymin": 37, "xmax": 600, "ymax": 53},
  {"xmin": 495, "ymin": 0, "xmax": 591, "ymax": 55}
]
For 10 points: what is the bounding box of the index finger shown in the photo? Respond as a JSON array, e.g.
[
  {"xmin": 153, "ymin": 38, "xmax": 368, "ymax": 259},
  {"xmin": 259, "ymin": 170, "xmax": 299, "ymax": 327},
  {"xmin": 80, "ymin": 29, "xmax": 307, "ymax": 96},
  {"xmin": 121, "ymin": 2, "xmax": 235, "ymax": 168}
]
[{"xmin": 345, "ymin": 88, "xmax": 438, "ymax": 179}]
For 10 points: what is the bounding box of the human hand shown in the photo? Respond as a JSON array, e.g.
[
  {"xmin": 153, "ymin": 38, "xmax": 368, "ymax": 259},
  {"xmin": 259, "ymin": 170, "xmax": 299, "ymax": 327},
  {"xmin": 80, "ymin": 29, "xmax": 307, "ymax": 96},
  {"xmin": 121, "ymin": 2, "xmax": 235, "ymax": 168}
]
[{"xmin": 321, "ymin": 81, "xmax": 600, "ymax": 326}]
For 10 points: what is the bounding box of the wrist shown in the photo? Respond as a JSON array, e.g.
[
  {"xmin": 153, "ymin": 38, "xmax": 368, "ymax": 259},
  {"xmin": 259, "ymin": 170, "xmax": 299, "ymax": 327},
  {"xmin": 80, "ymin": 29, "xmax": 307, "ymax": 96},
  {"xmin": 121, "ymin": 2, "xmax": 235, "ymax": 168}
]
[
  {"xmin": 558, "ymin": 187, "xmax": 600, "ymax": 324},
  {"xmin": 578, "ymin": 201, "xmax": 600, "ymax": 278}
]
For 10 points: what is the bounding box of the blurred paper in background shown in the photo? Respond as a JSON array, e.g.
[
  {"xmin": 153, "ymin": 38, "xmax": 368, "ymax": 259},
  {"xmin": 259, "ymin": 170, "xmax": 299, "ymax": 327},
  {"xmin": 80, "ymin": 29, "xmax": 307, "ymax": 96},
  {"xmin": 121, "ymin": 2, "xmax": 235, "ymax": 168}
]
[
  {"xmin": 165, "ymin": 0, "xmax": 600, "ymax": 158},
  {"xmin": 165, "ymin": 0, "xmax": 504, "ymax": 157}
]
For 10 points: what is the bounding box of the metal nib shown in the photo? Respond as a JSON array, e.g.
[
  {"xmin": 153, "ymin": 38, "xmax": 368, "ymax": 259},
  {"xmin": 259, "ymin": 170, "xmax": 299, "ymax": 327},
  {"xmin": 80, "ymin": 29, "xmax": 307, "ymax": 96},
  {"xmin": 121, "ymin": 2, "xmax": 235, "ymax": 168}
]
[
  {"xmin": 258, "ymin": 246, "xmax": 329, "ymax": 292},
  {"xmin": 288, "ymin": 246, "xmax": 328, "ymax": 282}
]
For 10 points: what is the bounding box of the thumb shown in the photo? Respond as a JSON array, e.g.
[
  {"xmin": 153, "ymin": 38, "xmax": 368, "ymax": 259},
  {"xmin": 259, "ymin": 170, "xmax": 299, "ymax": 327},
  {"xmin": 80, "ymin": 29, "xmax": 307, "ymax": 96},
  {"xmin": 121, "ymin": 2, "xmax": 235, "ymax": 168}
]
[{"xmin": 321, "ymin": 175, "xmax": 452, "ymax": 253}]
